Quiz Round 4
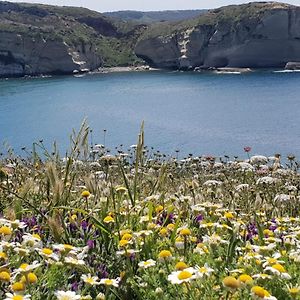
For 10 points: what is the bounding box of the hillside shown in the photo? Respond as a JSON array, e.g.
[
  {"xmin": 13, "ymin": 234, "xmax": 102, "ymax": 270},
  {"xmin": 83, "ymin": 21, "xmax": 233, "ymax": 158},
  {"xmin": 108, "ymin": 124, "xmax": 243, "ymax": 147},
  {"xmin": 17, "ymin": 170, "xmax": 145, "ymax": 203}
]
[
  {"xmin": 1, "ymin": 1, "xmax": 300, "ymax": 77},
  {"xmin": 135, "ymin": 2, "xmax": 300, "ymax": 70},
  {"xmin": 103, "ymin": 10, "xmax": 207, "ymax": 23},
  {"xmin": 0, "ymin": 1, "xmax": 145, "ymax": 76}
]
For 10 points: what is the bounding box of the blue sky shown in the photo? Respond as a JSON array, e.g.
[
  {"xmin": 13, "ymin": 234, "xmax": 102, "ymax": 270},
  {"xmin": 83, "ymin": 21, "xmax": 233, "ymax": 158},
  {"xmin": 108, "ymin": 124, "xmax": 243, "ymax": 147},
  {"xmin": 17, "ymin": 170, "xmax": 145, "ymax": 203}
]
[{"xmin": 9, "ymin": 0, "xmax": 300, "ymax": 11}]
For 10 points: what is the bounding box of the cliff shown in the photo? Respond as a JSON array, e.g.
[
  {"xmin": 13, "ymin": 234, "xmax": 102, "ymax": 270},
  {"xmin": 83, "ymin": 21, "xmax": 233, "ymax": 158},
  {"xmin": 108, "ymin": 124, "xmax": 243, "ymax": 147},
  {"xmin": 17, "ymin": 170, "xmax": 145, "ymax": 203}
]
[
  {"xmin": 2, "ymin": 1, "xmax": 300, "ymax": 77},
  {"xmin": 0, "ymin": 2, "xmax": 144, "ymax": 77},
  {"xmin": 135, "ymin": 2, "xmax": 300, "ymax": 69}
]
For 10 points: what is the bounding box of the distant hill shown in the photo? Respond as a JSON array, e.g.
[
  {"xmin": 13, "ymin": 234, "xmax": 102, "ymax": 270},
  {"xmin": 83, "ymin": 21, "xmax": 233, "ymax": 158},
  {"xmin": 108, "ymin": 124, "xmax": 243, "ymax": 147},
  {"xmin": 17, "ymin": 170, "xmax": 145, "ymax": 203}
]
[{"xmin": 103, "ymin": 10, "xmax": 207, "ymax": 23}]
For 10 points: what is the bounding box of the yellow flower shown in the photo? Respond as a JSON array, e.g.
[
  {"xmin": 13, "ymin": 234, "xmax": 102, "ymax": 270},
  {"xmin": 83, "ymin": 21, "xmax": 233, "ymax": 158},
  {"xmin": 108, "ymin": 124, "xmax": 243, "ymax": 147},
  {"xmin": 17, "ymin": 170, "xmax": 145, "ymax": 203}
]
[
  {"xmin": 32, "ymin": 233, "xmax": 41, "ymax": 240},
  {"xmin": 271, "ymin": 263, "xmax": 286, "ymax": 273},
  {"xmin": 159, "ymin": 228, "xmax": 168, "ymax": 237},
  {"xmin": 167, "ymin": 224, "xmax": 175, "ymax": 231},
  {"xmin": 81, "ymin": 190, "xmax": 91, "ymax": 198},
  {"xmin": 155, "ymin": 205, "xmax": 164, "ymax": 214},
  {"xmin": 263, "ymin": 229, "xmax": 274, "ymax": 237},
  {"xmin": 0, "ymin": 226, "xmax": 12, "ymax": 235},
  {"xmin": 224, "ymin": 212, "xmax": 234, "ymax": 219},
  {"xmin": 179, "ymin": 228, "xmax": 191, "ymax": 236},
  {"xmin": 251, "ymin": 286, "xmax": 272, "ymax": 298},
  {"xmin": 222, "ymin": 276, "xmax": 240, "ymax": 289},
  {"xmin": 178, "ymin": 270, "xmax": 192, "ymax": 280},
  {"xmin": 0, "ymin": 252, "xmax": 7, "ymax": 260},
  {"xmin": 289, "ymin": 287, "xmax": 300, "ymax": 296},
  {"xmin": 27, "ymin": 272, "xmax": 38, "ymax": 284},
  {"xmin": 119, "ymin": 239, "xmax": 129, "ymax": 247},
  {"xmin": 238, "ymin": 274, "xmax": 253, "ymax": 285},
  {"xmin": 0, "ymin": 271, "xmax": 11, "ymax": 282},
  {"xmin": 103, "ymin": 216, "xmax": 114, "ymax": 223},
  {"xmin": 121, "ymin": 233, "xmax": 132, "ymax": 241},
  {"xmin": 175, "ymin": 261, "xmax": 188, "ymax": 270},
  {"xmin": 12, "ymin": 281, "xmax": 25, "ymax": 292},
  {"xmin": 41, "ymin": 248, "xmax": 53, "ymax": 255},
  {"xmin": 158, "ymin": 250, "xmax": 172, "ymax": 260}
]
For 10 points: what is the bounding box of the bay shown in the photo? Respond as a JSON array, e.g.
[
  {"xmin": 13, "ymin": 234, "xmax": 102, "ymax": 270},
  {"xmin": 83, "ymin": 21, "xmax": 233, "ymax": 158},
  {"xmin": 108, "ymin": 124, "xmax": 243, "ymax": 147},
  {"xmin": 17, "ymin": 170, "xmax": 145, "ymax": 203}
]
[{"xmin": 0, "ymin": 70, "xmax": 299, "ymax": 158}]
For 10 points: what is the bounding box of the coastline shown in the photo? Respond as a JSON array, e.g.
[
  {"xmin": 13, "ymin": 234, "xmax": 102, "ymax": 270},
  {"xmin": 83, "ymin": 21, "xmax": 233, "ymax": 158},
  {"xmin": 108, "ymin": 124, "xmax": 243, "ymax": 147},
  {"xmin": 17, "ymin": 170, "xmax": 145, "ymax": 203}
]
[{"xmin": 2, "ymin": 65, "xmax": 300, "ymax": 81}]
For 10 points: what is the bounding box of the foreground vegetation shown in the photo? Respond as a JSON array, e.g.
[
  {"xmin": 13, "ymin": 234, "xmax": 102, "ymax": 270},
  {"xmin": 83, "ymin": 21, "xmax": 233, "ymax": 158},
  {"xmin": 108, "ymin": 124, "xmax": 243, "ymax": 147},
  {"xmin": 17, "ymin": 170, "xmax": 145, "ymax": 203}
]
[{"xmin": 0, "ymin": 123, "xmax": 300, "ymax": 299}]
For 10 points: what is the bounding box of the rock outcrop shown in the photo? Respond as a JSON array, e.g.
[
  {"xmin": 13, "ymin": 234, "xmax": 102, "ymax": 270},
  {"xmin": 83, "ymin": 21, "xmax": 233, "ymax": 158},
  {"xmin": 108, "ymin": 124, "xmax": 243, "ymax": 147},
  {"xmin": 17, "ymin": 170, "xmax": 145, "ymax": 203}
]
[
  {"xmin": 135, "ymin": 2, "xmax": 300, "ymax": 70},
  {"xmin": 0, "ymin": 1, "xmax": 144, "ymax": 77},
  {"xmin": 0, "ymin": 32, "xmax": 101, "ymax": 77}
]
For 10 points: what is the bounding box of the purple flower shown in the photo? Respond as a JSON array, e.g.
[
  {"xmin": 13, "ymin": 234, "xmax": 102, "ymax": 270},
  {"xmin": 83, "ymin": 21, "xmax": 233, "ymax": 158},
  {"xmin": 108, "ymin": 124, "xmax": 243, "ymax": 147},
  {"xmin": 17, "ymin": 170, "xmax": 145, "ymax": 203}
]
[
  {"xmin": 81, "ymin": 221, "xmax": 89, "ymax": 231},
  {"xmin": 71, "ymin": 281, "xmax": 79, "ymax": 291},
  {"xmin": 87, "ymin": 239, "xmax": 95, "ymax": 249},
  {"xmin": 195, "ymin": 214, "xmax": 203, "ymax": 223}
]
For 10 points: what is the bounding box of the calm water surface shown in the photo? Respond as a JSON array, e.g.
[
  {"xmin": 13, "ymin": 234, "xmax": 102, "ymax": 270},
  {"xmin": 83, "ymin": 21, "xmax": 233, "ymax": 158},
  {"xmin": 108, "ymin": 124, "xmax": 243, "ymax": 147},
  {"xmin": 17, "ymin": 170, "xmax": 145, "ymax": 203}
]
[{"xmin": 0, "ymin": 71, "xmax": 299, "ymax": 157}]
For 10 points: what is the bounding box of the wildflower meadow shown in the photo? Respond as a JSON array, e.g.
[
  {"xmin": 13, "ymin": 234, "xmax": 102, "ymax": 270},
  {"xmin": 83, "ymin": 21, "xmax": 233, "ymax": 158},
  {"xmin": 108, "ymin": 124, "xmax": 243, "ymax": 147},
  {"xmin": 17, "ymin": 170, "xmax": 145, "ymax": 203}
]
[{"xmin": 0, "ymin": 122, "xmax": 299, "ymax": 300}]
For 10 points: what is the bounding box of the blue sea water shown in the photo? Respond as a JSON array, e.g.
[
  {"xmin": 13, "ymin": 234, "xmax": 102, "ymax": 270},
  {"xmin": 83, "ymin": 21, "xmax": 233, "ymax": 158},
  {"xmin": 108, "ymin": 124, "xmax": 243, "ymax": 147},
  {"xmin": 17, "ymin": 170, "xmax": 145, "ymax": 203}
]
[{"xmin": 0, "ymin": 70, "xmax": 300, "ymax": 158}]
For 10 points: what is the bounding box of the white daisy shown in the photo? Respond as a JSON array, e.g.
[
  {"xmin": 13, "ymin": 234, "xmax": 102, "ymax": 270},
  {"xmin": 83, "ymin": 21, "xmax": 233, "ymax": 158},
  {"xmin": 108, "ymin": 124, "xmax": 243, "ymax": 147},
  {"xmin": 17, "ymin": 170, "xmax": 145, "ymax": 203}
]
[
  {"xmin": 55, "ymin": 290, "xmax": 81, "ymax": 300},
  {"xmin": 138, "ymin": 259, "xmax": 156, "ymax": 269}
]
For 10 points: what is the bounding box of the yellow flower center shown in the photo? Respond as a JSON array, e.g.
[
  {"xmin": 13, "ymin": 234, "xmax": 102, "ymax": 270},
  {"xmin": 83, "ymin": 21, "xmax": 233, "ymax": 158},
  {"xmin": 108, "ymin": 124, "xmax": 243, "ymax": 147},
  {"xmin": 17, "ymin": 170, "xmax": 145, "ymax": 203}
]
[
  {"xmin": 158, "ymin": 250, "xmax": 172, "ymax": 259},
  {"xmin": 155, "ymin": 205, "xmax": 164, "ymax": 214},
  {"xmin": 222, "ymin": 276, "xmax": 240, "ymax": 289},
  {"xmin": 251, "ymin": 286, "xmax": 270, "ymax": 298},
  {"xmin": 103, "ymin": 216, "xmax": 114, "ymax": 223},
  {"xmin": 167, "ymin": 224, "xmax": 175, "ymax": 231},
  {"xmin": 63, "ymin": 244, "xmax": 74, "ymax": 251},
  {"xmin": 199, "ymin": 267, "xmax": 208, "ymax": 273},
  {"xmin": 12, "ymin": 296, "xmax": 24, "ymax": 300},
  {"xmin": 272, "ymin": 264, "xmax": 286, "ymax": 273},
  {"xmin": 239, "ymin": 274, "xmax": 253, "ymax": 284},
  {"xmin": 159, "ymin": 228, "xmax": 168, "ymax": 236},
  {"xmin": 86, "ymin": 277, "xmax": 94, "ymax": 284},
  {"xmin": 0, "ymin": 226, "xmax": 12, "ymax": 235},
  {"xmin": 224, "ymin": 212, "xmax": 234, "ymax": 219},
  {"xmin": 267, "ymin": 258, "xmax": 277, "ymax": 264},
  {"xmin": 177, "ymin": 271, "xmax": 192, "ymax": 280},
  {"xmin": 12, "ymin": 282, "xmax": 25, "ymax": 292},
  {"xmin": 0, "ymin": 271, "xmax": 10, "ymax": 282},
  {"xmin": 0, "ymin": 252, "xmax": 7, "ymax": 259},
  {"xmin": 122, "ymin": 233, "xmax": 132, "ymax": 240},
  {"xmin": 119, "ymin": 239, "xmax": 129, "ymax": 247},
  {"xmin": 20, "ymin": 263, "xmax": 29, "ymax": 270},
  {"xmin": 289, "ymin": 287, "xmax": 300, "ymax": 295},
  {"xmin": 81, "ymin": 190, "xmax": 91, "ymax": 198},
  {"xmin": 175, "ymin": 261, "xmax": 188, "ymax": 270},
  {"xmin": 104, "ymin": 279, "xmax": 113, "ymax": 285},
  {"xmin": 27, "ymin": 272, "xmax": 38, "ymax": 284},
  {"xmin": 42, "ymin": 248, "xmax": 53, "ymax": 255},
  {"xmin": 179, "ymin": 228, "xmax": 191, "ymax": 236},
  {"xmin": 32, "ymin": 234, "xmax": 41, "ymax": 240}
]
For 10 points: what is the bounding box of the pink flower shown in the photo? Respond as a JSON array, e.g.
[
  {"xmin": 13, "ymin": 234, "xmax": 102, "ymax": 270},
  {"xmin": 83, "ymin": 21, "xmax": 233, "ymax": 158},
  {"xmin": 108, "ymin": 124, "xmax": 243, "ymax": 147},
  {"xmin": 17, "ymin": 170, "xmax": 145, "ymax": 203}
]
[{"xmin": 244, "ymin": 146, "xmax": 252, "ymax": 153}]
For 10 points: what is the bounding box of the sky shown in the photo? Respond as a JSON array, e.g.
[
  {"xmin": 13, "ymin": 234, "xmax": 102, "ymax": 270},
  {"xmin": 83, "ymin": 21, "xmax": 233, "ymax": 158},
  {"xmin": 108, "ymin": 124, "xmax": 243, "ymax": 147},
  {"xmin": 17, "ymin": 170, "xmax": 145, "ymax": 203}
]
[{"xmin": 8, "ymin": 0, "xmax": 300, "ymax": 12}]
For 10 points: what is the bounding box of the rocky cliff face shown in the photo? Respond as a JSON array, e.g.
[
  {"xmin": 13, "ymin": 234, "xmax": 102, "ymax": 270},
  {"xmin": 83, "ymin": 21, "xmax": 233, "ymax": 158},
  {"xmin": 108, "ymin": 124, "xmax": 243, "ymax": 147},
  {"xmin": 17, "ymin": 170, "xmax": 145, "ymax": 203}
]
[
  {"xmin": 135, "ymin": 3, "xmax": 300, "ymax": 69},
  {"xmin": 0, "ymin": 1, "xmax": 143, "ymax": 77},
  {"xmin": 0, "ymin": 32, "xmax": 101, "ymax": 77}
]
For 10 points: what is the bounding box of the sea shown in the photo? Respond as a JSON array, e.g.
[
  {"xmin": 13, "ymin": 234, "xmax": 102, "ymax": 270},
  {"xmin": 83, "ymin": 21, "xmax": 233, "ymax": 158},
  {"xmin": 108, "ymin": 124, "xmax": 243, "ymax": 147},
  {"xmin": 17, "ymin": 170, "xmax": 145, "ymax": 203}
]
[{"xmin": 0, "ymin": 70, "xmax": 300, "ymax": 158}]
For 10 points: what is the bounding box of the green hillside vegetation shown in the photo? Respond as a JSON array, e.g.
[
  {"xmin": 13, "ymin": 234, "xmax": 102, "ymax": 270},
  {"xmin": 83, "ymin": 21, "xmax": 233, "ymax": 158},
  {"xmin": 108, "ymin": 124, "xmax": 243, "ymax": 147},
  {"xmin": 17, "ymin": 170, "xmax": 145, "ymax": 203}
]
[
  {"xmin": 0, "ymin": 1, "xmax": 146, "ymax": 66},
  {"xmin": 140, "ymin": 2, "xmax": 293, "ymax": 39}
]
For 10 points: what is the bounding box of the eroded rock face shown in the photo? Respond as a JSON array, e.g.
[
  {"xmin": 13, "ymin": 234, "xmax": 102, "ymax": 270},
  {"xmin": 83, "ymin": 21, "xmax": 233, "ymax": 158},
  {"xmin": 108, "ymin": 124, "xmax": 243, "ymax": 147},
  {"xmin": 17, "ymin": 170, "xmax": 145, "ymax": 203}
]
[
  {"xmin": 135, "ymin": 3, "xmax": 300, "ymax": 69},
  {"xmin": 0, "ymin": 32, "xmax": 101, "ymax": 77}
]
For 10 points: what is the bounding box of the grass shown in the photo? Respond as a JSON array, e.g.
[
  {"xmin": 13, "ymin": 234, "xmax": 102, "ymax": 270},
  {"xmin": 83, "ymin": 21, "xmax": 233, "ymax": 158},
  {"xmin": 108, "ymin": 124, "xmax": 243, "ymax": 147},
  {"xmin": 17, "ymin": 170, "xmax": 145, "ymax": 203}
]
[{"xmin": 0, "ymin": 121, "xmax": 300, "ymax": 299}]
